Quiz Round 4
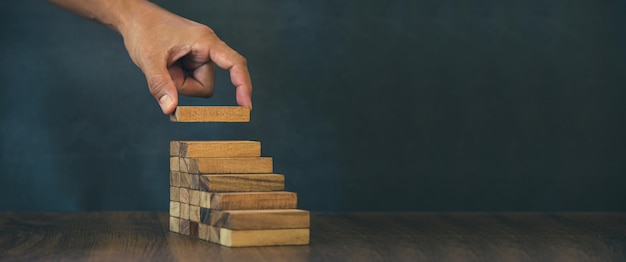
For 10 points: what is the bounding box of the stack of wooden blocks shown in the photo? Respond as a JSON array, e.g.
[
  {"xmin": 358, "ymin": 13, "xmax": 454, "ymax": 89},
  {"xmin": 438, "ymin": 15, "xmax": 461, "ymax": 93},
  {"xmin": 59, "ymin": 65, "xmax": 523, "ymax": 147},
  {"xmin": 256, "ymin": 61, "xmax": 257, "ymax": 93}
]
[{"xmin": 168, "ymin": 106, "xmax": 310, "ymax": 247}]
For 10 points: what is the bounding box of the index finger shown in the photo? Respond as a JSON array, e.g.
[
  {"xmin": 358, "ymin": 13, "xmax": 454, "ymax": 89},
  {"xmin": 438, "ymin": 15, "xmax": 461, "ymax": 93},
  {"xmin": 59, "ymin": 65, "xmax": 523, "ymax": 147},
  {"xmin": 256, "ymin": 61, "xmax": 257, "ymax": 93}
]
[{"xmin": 208, "ymin": 41, "xmax": 253, "ymax": 109}]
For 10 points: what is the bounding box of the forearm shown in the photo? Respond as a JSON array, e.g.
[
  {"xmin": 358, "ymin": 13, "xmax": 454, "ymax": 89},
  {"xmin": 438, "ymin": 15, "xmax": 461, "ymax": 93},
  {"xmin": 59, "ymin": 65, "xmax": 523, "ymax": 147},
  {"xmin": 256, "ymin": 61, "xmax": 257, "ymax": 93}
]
[{"xmin": 48, "ymin": 0, "xmax": 152, "ymax": 35}]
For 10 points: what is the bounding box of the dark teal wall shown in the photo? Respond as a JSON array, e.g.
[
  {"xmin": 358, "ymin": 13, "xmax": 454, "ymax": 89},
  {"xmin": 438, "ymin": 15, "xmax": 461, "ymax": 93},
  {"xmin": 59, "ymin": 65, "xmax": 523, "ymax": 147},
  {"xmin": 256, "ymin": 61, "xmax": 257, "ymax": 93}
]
[{"xmin": 1, "ymin": 0, "xmax": 625, "ymax": 211}]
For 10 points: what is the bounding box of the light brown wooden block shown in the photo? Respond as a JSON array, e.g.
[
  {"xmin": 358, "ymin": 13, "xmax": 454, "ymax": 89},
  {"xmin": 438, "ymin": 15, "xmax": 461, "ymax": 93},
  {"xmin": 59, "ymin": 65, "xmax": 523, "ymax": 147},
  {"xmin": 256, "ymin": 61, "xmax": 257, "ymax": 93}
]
[
  {"xmin": 180, "ymin": 219, "xmax": 190, "ymax": 235},
  {"xmin": 179, "ymin": 158, "xmax": 188, "ymax": 173},
  {"xmin": 170, "ymin": 157, "xmax": 180, "ymax": 171},
  {"xmin": 170, "ymin": 187, "xmax": 180, "ymax": 201},
  {"xmin": 199, "ymin": 192, "xmax": 297, "ymax": 210},
  {"xmin": 169, "ymin": 201, "xmax": 180, "ymax": 218},
  {"xmin": 169, "ymin": 106, "xmax": 250, "ymax": 122},
  {"xmin": 201, "ymin": 209, "xmax": 310, "ymax": 230},
  {"xmin": 209, "ymin": 226, "xmax": 309, "ymax": 247},
  {"xmin": 189, "ymin": 190, "xmax": 200, "ymax": 206},
  {"xmin": 169, "ymin": 217, "xmax": 180, "ymax": 233},
  {"xmin": 180, "ymin": 203, "xmax": 190, "ymax": 219},
  {"xmin": 190, "ymin": 174, "xmax": 200, "ymax": 190},
  {"xmin": 199, "ymin": 174, "xmax": 284, "ymax": 192},
  {"xmin": 179, "ymin": 173, "xmax": 190, "ymax": 188},
  {"xmin": 170, "ymin": 141, "xmax": 180, "ymax": 157},
  {"xmin": 181, "ymin": 157, "xmax": 273, "ymax": 174},
  {"xmin": 189, "ymin": 205, "xmax": 200, "ymax": 222},
  {"xmin": 170, "ymin": 141, "xmax": 261, "ymax": 158},
  {"xmin": 198, "ymin": 223, "xmax": 211, "ymax": 241},
  {"xmin": 179, "ymin": 188, "xmax": 190, "ymax": 204},
  {"xmin": 170, "ymin": 171, "xmax": 180, "ymax": 187}
]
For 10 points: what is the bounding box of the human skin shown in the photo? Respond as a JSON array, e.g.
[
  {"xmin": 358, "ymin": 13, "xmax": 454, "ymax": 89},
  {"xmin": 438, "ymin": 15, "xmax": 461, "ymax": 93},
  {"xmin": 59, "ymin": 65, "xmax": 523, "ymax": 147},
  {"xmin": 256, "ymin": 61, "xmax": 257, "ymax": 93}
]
[{"xmin": 48, "ymin": 0, "xmax": 253, "ymax": 114}]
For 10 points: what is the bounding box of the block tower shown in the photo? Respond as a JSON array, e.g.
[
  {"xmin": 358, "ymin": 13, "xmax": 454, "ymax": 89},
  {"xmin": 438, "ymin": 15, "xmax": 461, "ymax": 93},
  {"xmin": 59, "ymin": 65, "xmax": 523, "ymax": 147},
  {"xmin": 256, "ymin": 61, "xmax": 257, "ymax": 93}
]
[{"xmin": 168, "ymin": 106, "xmax": 310, "ymax": 247}]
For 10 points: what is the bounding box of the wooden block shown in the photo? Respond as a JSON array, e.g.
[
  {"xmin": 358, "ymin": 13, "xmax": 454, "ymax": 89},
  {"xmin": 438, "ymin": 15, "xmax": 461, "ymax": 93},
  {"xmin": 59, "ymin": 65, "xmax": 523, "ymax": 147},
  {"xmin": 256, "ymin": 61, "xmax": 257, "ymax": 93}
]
[
  {"xmin": 170, "ymin": 187, "xmax": 179, "ymax": 201},
  {"xmin": 190, "ymin": 174, "xmax": 200, "ymax": 190},
  {"xmin": 189, "ymin": 221, "xmax": 199, "ymax": 237},
  {"xmin": 180, "ymin": 219, "xmax": 190, "ymax": 235},
  {"xmin": 180, "ymin": 203, "xmax": 190, "ymax": 219},
  {"xmin": 169, "ymin": 201, "xmax": 180, "ymax": 218},
  {"xmin": 201, "ymin": 209, "xmax": 310, "ymax": 230},
  {"xmin": 199, "ymin": 192, "xmax": 297, "ymax": 210},
  {"xmin": 190, "ymin": 205, "xmax": 200, "ymax": 222},
  {"xmin": 179, "ymin": 173, "xmax": 190, "ymax": 188},
  {"xmin": 170, "ymin": 141, "xmax": 180, "ymax": 157},
  {"xmin": 189, "ymin": 190, "xmax": 200, "ymax": 206},
  {"xmin": 198, "ymin": 223, "xmax": 211, "ymax": 241},
  {"xmin": 209, "ymin": 226, "xmax": 310, "ymax": 247},
  {"xmin": 181, "ymin": 157, "xmax": 273, "ymax": 174},
  {"xmin": 179, "ymin": 158, "xmax": 188, "ymax": 173},
  {"xmin": 170, "ymin": 141, "xmax": 261, "ymax": 158},
  {"xmin": 179, "ymin": 188, "xmax": 189, "ymax": 204},
  {"xmin": 170, "ymin": 157, "xmax": 180, "ymax": 171},
  {"xmin": 170, "ymin": 171, "xmax": 180, "ymax": 187},
  {"xmin": 169, "ymin": 106, "xmax": 250, "ymax": 122},
  {"xmin": 199, "ymin": 174, "xmax": 284, "ymax": 192},
  {"xmin": 169, "ymin": 217, "xmax": 180, "ymax": 233}
]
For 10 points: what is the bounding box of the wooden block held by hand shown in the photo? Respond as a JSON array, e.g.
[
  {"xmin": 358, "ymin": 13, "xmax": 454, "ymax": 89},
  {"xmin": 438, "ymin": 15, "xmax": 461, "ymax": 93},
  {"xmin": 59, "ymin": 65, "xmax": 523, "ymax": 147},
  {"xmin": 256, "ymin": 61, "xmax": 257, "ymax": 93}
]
[
  {"xmin": 181, "ymin": 157, "xmax": 273, "ymax": 174},
  {"xmin": 202, "ymin": 209, "xmax": 310, "ymax": 230},
  {"xmin": 170, "ymin": 141, "xmax": 261, "ymax": 158},
  {"xmin": 199, "ymin": 174, "xmax": 284, "ymax": 192},
  {"xmin": 170, "ymin": 106, "xmax": 250, "ymax": 122}
]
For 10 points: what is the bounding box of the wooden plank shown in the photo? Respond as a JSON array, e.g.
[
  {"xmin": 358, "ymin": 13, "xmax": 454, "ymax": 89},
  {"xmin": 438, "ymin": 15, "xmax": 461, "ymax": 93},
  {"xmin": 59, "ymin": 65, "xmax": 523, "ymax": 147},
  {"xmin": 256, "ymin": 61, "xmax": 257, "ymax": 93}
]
[
  {"xmin": 179, "ymin": 188, "xmax": 189, "ymax": 204},
  {"xmin": 180, "ymin": 219, "xmax": 190, "ymax": 235},
  {"xmin": 169, "ymin": 201, "xmax": 180, "ymax": 218},
  {"xmin": 170, "ymin": 141, "xmax": 261, "ymax": 158},
  {"xmin": 189, "ymin": 190, "xmax": 200, "ymax": 206},
  {"xmin": 198, "ymin": 223, "xmax": 211, "ymax": 241},
  {"xmin": 169, "ymin": 141, "xmax": 180, "ymax": 157},
  {"xmin": 170, "ymin": 157, "xmax": 179, "ymax": 171},
  {"xmin": 169, "ymin": 217, "xmax": 180, "ymax": 233},
  {"xmin": 199, "ymin": 174, "xmax": 284, "ymax": 192},
  {"xmin": 200, "ymin": 209, "xmax": 309, "ymax": 230},
  {"xmin": 179, "ymin": 173, "xmax": 190, "ymax": 188},
  {"xmin": 190, "ymin": 174, "xmax": 200, "ymax": 190},
  {"xmin": 180, "ymin": 203, "xmax": 190, "ymax": 219},
  {"xmin": 209, "ymin": 226, "xmax": 310, "ymax": 247},
  {"xmin": 181, "ymin": 157, "xmax": 273, "ymax": 174},
  {"xmin": 189, "ymin": 221, "xmax": 199, "ymax": 237},
  {"xmin": 169, "ymin": 106, "xmax": 250, "ymax": 122},
  {"xmin": 170, "ymin": 171, "xmax": 180, "ymax": 187},
  {"xmin": 199, "ymin": 192, "xmax": 297, "ymax": 210},
  {"xmin": 189, "ymin": 205, "xmax": 200, "ymax": 222},
  {"xmin": 170, "ymin": 187, "xmax": 180, "ymax": 201}
]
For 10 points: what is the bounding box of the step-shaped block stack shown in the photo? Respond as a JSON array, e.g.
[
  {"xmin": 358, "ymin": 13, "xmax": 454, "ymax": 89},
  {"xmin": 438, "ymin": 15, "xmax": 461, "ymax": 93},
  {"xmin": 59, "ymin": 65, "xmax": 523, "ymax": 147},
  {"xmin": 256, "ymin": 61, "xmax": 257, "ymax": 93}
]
[{"xmin": 169, "ymin": 140, "xmax": 310, "ymax": 247}]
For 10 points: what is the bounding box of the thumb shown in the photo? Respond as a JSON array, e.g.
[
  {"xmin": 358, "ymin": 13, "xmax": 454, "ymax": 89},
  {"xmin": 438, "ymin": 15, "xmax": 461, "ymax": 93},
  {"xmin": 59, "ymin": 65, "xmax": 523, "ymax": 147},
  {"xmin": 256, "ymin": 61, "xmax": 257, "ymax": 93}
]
[{"xmin": 143, "ymin": 62, "xmax": 178, "ymax": 114}]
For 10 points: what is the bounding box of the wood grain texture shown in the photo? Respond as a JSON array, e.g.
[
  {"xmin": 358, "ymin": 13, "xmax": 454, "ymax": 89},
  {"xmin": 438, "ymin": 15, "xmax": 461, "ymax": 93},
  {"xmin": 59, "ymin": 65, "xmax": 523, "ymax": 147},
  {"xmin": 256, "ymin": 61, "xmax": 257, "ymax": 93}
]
[
  {"xmin": 190, "ymin": 174, "xmax": 200, "ymax": 190},
  {"xmin": 170, "ymin": 157, "xmax": 179, "ymax": 171},
  {"xmin": 180, "ymin": 203, "xmax": 190, "ymax": 220},
  {"xmin": 181, "ymin": 157, "xmax": 273, "ymax": 174},
  {"xmin": 170, "ymin": 141, "xmax": 261, "ymax": 158},
  {"xmin": 179, "ymin": 173, "xmax": 190, "ymax": 188},
  {"xmin": 189, "ymin": 221, "xmax": 199, "ymax": 238},
  {"xmin": 180, "ymin": 219, "xmax": 190, "ymax": 235},
  {"xmin": 189, "ymin": 190, "xmax": 201, "ymax": 206},
  {"xmin": 201, "ymin": 209, "xmax": 310, "ymax": 230},
  {"xmin": 169, "ymin": 216, "xmax": 180, "ymax": 233},
  {"xmin": 170, "ymin": 187, "xmax": 180, "ymax": 201},
  {"xmin": 169, "ymin": 106, "xmax": 250, "ymax": 122},
  {"xmin": 169, "ymin": 201, "xmax": 180, "ymax": 218},
  {"xmin": 179, "ymin": 188, "xmax": 189, "ymax": 204},
  {"xmin": 199, "ymin": 174, "xmax": 285, "ymax": 192},
  {"xmin": 190, "ymin": 205, "xmax": 200, "ymax": 222},
  {"xmin": 214, "ymin": 227, "xmax": 310, "ymax": 247},
  {"xmin": 1, "ymin": 212, "xmax": 626, "ymax": 260},
  {"xmin": 170, "ymin": 171, "xmax": 180, "ymax": 187},
  {"xmin": 199, "ymin": 192, "xmax": 298, "ymax": 210}
]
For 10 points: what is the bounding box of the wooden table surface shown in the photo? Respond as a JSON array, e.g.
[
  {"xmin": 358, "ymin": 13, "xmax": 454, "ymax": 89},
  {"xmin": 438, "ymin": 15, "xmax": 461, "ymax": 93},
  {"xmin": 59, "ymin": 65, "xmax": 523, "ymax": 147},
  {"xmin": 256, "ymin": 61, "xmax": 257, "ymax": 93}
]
[{"xmin": 0, "ymin": 212, "xmax": 624, "ymax": 261}]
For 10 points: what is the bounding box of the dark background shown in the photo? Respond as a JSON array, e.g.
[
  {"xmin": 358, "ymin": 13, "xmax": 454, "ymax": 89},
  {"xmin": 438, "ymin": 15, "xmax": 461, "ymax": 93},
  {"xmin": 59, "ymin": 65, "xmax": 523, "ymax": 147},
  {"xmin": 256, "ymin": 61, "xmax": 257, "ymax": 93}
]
[{"xmin": 0, "ymin": 1, "xmax": 624, "ymax": 212}]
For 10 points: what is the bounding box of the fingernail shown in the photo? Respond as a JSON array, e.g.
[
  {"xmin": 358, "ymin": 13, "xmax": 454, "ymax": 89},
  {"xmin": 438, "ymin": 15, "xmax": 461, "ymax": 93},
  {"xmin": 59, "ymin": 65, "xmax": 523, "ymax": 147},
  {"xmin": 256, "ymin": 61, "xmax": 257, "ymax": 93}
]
[{"xmin": 159, "ymin": 94, "xmax": 174, "ymax": 113}]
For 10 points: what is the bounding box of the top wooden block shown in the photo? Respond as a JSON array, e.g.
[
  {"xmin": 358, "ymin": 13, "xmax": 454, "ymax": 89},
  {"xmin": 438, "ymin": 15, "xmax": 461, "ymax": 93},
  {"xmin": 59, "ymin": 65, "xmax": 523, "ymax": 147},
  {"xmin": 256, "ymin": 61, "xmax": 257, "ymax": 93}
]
[
  {"xmin": 170, "ymin": 106, "xmax": 250, "ymax": 122},
  {"xmin": 170, "ymin": 141, "xmax": 261, "ymax": 158}
]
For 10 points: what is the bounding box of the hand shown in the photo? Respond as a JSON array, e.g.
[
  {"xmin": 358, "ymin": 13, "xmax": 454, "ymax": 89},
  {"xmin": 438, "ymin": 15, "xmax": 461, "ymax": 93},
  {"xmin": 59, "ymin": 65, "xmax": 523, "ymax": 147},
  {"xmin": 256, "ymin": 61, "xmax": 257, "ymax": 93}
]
[{"xmin": 118, "ymin": 1, "xmax": 252, "ymax": 114}]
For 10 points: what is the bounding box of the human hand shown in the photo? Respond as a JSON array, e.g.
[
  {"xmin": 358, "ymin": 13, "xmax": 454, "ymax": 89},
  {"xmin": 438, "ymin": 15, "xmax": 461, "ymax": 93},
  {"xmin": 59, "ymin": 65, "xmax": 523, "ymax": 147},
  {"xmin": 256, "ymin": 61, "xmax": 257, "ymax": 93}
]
[{"xmin": 117, "ymin": 1, "xmax": 252, "ymax": 114}]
